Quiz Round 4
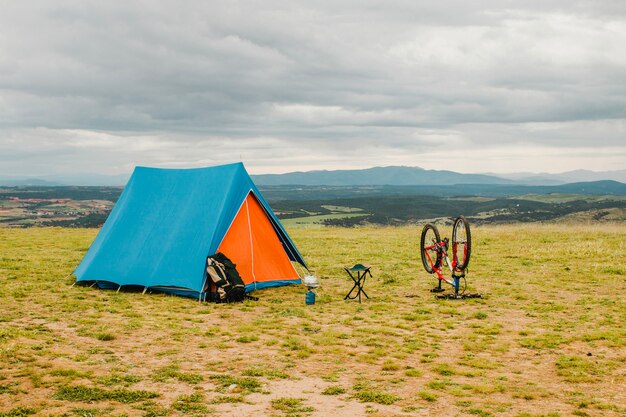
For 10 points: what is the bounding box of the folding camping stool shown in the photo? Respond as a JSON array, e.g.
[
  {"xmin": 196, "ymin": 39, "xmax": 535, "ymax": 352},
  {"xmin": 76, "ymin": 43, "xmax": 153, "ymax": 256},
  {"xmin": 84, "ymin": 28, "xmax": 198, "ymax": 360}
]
[{"xmin": 344, "ymin": 264, "xmax": 372, "ymax": 303}]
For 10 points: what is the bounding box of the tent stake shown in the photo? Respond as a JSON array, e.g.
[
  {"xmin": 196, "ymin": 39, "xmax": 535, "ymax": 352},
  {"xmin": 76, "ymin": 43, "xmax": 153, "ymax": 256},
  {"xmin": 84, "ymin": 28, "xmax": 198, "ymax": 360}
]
[
  {"xmin": 142, "ymin": 287, "xmax": 147, "ymax": 294},
  {"xmin": 117, "ymin": 285, "xmax": 121, "ymax": 293}
]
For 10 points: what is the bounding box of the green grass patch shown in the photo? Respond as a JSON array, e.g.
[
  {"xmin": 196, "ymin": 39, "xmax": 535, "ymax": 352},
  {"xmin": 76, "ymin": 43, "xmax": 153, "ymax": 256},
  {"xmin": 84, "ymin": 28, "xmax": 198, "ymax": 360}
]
[
  {"xmin": 68, "ymin": 408, "xmax": 107, "ymax": 417},
  {"xmin": 381, "ymin": 359, "xmax": 400, "ymax": 371},
  {"xmin": 433, "ymin": 363, "xmax": 455, "ymax": 376},
  {"xmin": 352, "ymin": 386, "xmax": 400, "ymax": 405},
  {"xmin": 242, "ymin": 366, "xmax": 289, "ymax": 379},
  {"xmin": 555, "ymin": 355, "xmax": 606, "ymax": 383},
  {"xmin": 322, "ymin": 386, "xmax": 346, "ymax": 395},
  {"xmin": 0, "ymin": 383, "xmax": 19, "ymax": 394},
  {"xmin": 271, "ymin": 397, "xmax": 314, "ymax": 415},
  {"xmin": 96, "ymin": 373, "xmax": 141, "ymax": 387},
  {"xmin": 152, "ymin": 364, "xmax": 203, "ymax": 384},
  {"xmin": 0, "ymin": 408, "xmax": 35, "ymax": 417},
  {"xmin": 235, "ymin": 334, "xmax": 259, "ymax": 343},
  {"xmin": 468, "ymin": 408, "xmax": 494, "ymax": 417},
  {"xmin": 54, "ymin": 385, "xmax": 159, "ymax": 403},
  {"xmin": 50, "ymin": 369, "xmax": 92, "ymax": 379},
  {"xmin": 418, "ymin": 390, "xmax": 437, "ymax": 402},
  {"xmin": 519, "ymin": 333, "xmax": 568, "ymax": 349},
  {"xmin": 94, "ymin": 332, "xmax": 115, "ymax": 341},
  {"xmin": 210, "ymin": 395, "xmax": 246, "ymax": 404},
  {"xmin": 404, "ymin": 368, "xmax": 423, "ymax": 377},
  {"xmin": 171, "ymin": 392, "xmax": 211, "ymax": 414},
  {"xmin": 209, "ymin": 374, "xmax": 262, "ymax": 393}
]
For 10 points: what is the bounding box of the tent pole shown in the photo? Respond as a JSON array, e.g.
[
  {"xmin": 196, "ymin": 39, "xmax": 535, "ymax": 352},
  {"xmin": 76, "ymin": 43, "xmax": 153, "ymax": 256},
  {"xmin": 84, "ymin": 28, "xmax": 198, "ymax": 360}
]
[{"xmin": 244, "ymin": 197, "xmax": 258, "ymax": 289}]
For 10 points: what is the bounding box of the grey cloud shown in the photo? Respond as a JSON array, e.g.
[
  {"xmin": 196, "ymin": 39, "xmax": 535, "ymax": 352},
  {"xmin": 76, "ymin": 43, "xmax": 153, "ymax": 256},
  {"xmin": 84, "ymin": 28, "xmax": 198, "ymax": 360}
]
[{"xmin": 0, "ymin": 1, "xmax": 624, "ymax": 175}]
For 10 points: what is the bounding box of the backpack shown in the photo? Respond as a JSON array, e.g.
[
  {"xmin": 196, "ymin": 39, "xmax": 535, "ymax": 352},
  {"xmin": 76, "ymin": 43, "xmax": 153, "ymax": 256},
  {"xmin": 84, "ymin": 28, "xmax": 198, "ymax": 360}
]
[{"xmin": 205, "ymin": 252, "xmax": 246, "ymax": 302}]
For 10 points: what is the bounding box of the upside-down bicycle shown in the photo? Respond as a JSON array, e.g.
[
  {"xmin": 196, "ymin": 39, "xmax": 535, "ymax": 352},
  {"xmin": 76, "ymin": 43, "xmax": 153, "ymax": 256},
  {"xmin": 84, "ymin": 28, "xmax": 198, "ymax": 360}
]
[{"xmin": 420, "ymin": 216, "xmax": 479, "ymax": 298}]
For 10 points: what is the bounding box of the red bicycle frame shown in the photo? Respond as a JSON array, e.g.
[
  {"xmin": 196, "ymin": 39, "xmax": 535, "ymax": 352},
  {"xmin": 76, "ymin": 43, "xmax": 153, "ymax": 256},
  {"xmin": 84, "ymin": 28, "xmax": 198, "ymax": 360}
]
[{"xmin": 423, "ymin": 237, "xmax": 465, "ymax": 292}]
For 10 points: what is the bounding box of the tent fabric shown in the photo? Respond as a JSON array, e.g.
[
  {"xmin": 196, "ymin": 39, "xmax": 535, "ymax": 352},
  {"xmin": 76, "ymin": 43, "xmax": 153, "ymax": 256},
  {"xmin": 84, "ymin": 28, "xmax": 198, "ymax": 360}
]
[
  {"xmin": 74, "ymin": 163, "xmax": 306, "ymax": 296},
  {"xmin": 217, "ymin": 193, "xmax": 299, "ymax": 291}
]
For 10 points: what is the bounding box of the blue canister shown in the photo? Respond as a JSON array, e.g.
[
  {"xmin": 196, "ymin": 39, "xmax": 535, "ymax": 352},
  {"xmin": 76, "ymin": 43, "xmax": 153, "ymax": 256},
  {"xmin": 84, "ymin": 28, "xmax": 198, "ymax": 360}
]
[{"xmin": 305, "ymin": 289, "xmax": 316, "ymax": 305}]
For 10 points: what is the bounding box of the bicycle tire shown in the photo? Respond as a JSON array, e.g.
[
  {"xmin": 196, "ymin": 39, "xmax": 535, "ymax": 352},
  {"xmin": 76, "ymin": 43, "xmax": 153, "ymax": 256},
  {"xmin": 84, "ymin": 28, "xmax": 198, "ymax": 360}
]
[
  {"xmin": 420, "ymin": 223, "xmax": 442, "ymax": 273},
  {"xmin": 451, "ymin": 216, "xmax": 471, "ymax": 270}
]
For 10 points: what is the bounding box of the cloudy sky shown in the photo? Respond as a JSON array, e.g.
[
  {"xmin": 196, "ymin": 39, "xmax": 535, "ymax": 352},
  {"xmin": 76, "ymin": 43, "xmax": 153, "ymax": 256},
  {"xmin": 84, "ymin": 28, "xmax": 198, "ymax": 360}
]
[{"xmin": 1, "ymin": 1, "xmax": 625, "ymax": 177}]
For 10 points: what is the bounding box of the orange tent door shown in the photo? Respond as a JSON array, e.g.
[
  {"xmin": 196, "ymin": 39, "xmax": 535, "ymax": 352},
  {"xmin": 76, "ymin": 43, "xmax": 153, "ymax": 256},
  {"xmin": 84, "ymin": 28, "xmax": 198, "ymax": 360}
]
[{"xmin": 217, "ymin": 193, "xmax": 298, "ymax": 287}]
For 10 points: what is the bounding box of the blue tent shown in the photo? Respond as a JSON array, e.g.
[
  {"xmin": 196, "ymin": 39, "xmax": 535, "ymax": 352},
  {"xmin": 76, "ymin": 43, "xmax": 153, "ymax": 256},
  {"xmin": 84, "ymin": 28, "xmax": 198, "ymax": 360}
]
[{"xmin": 74, "ymin": 163, "xmax": 306, "ymax": 298}]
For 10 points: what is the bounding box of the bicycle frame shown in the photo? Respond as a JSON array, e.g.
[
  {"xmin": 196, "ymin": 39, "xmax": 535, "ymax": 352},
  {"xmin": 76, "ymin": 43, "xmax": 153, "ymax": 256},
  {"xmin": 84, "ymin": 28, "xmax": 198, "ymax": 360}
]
[{"xmin": 422, "ymin": 238, "xmax": 465, "ymax": 293}]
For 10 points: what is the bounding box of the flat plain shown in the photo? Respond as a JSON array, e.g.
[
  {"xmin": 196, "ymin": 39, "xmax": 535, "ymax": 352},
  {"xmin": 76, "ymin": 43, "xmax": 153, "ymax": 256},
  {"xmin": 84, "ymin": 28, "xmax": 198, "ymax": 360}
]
[{"xmin": 0, "ymin": 223, "xmax": 624, "ymax": 417}]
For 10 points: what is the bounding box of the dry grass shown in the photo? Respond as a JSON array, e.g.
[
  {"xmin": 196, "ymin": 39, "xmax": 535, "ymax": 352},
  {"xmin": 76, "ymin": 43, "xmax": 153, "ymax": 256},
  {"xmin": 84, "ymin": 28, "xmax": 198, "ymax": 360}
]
[{"xmin": 0, "ymin": 223, "xmax": 624, "ymax": 416}]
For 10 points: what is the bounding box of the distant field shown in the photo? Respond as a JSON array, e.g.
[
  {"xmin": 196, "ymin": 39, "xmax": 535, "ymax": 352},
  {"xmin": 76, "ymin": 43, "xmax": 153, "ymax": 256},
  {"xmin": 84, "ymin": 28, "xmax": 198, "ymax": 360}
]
[
  {"xmin": 516, "ymin": 194, "xmax": 626, "ymax": 203},
  {"xmin": 273, "ymin": 194, "xmax": 626, "ymax": 226},
  {"xmin": 2, "ymin": 185, "xmax": 626, "ymax": 228},
  {"xmin": 320, "ymin": 205, "xmax": 364, "ymax": 213},
  {"xmin": 281, "ymin": 210, "xmax": 369, "ymax": 227},
  {"xmin": 0, "ymin": 187, "xmax": 118, "ymax": 228},
  {"xmin": 0, "ymin": 223, "xmax": 624, "ymax": 416}
]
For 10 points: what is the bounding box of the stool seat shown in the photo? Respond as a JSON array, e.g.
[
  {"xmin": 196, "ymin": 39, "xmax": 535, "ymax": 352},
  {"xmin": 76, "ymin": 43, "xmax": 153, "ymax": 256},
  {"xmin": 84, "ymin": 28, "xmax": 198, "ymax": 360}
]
[
  {"xmin": 344, "ymin": 264, "xmax": 371, "ymax": 303},
  {"xmin": 346, "ymin": 263, "xmax": 369, "ymax": 272}
]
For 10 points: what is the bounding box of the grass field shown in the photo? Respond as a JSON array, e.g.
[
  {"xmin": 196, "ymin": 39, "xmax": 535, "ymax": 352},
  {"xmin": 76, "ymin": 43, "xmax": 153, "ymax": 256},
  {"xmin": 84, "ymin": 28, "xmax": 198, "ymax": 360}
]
[{"xmin": 0, "ymin": 224, "xmax": 624, "ymax": 417}]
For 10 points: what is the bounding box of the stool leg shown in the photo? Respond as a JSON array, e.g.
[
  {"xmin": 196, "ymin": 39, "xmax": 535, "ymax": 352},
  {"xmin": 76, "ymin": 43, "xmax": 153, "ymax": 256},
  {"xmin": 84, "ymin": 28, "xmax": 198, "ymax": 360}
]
[
  {"xmin": 345, "ymin": 270, "xmax": 360, "ymax": 300},
  {"xmin": 360, "ymin": 287, "xmax": 369, "ymax": 299},
  {"xmin": 345, "ymin": 282, "xmax": 358, "ymax": 300},
  {"xmin": 359, "ymin": 271, "xmax": 369, "ymax": 300},
  {"xmin": 359, "ymin": 272, "xmax": 364, "ymax": 302}
]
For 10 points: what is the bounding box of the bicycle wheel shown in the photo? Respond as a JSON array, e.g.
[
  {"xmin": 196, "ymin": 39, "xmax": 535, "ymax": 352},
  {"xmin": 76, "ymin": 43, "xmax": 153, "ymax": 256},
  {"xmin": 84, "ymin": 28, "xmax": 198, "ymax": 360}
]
[
  {"xmin": 451, "ymin": 216, "xmax": 471, "ymax": 270},
  {"xmin": 420, "ymin": 224, "xmax": 442, "ymax": 273}
]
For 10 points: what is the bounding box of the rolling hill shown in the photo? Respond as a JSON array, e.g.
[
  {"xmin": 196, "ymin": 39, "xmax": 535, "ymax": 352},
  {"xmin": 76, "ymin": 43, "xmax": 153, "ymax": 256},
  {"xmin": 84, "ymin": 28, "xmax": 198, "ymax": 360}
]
[
  {"xmin": 252, "ymin": 166, "xmax": 514, "ymax": 186},
  {"xmin": 251, "ymin": 166, "xmax": 626, "ymax": 187}
]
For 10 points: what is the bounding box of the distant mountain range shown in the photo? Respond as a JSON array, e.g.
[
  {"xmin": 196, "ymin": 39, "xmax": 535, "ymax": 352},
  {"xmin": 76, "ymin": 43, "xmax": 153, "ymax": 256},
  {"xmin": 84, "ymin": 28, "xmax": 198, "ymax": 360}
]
[
  {"xmin": 488, "ymin": 169, "xmax": 626, "ymax": 185},
  {"xmin": 1, "ymin": 166, "xmax": 624, "ymax": 187},
  {"xmin": 251, "ymin": 166, "xmax": 626, "ymax": 187},
  {"xmin": 0, "ymin": 178, "xmax": 64, "ymax": 187},
  {"xmin": 0, "ymin": 173, "xmax": 130, "ymax": 187},
  {"xmin": 258, "ymin": 181, "xmax": 626, "ymax": 200},
  {"xmin": 252, "ymin": 166, "xmax": 514, "ymax": 186}
]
